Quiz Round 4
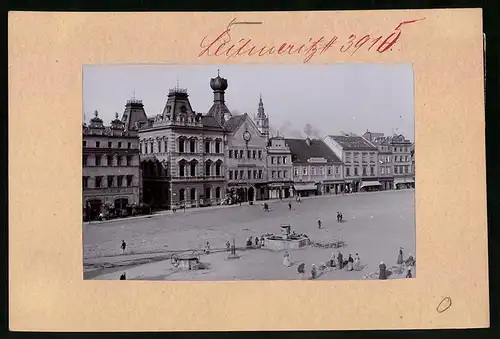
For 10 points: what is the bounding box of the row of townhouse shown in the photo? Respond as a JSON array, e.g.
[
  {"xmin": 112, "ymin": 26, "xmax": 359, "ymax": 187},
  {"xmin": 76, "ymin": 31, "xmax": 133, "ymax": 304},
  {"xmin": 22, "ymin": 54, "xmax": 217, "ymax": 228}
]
[{"xmin": 283, "ymin": 133, "xmax": 415, "ymax": 198}]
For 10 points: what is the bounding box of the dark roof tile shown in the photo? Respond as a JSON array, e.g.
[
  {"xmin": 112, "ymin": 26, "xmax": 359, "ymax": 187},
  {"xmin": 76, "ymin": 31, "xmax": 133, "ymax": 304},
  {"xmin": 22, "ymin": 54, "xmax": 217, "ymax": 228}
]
[
  {"xmin": 328, "ymin": 135, "xmax": 377, "ymax": 150},
  {"xmin": 224, "ymin": 114, "xmax": 247, "ymax": 132},
  {"xmin": 285, "ymin": 138, "xmax": 342, "ymax": 164},
  {"xmin": 201, "ymin": 115, "xmax": 223, "ymax": 129}
]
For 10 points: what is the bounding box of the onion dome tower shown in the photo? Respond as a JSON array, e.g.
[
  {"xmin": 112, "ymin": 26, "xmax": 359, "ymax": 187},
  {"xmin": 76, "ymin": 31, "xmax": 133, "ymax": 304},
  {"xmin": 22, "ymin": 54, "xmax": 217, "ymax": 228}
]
[{"xmin": 207, "ymin": 70, "xmax": 232, "ymax": 125}]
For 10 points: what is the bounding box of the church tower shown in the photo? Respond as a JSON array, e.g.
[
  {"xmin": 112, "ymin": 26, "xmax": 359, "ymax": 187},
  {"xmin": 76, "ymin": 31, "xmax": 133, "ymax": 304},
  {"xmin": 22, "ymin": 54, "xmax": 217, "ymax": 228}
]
[
  {"xmin": 256, "ymin": 94, "xmax": 269, "ymax": 139},
  {"xmin": 207, "ymin": 70, "xmax": 232, "ymax": 126}
]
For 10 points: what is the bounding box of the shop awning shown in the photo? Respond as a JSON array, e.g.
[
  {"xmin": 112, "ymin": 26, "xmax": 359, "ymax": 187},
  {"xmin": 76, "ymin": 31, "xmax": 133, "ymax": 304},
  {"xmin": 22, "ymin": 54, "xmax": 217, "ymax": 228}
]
[
  {"xmin": 293, "ymin": 183, "xmax": 317, "ymax": 191},
  {"xmin": 360, "ymin": 181, "xmax": 382, "ymax": 188},
  {"xmin": 394, "ymin": 179, "xmax": 415, "ymax": 185}
]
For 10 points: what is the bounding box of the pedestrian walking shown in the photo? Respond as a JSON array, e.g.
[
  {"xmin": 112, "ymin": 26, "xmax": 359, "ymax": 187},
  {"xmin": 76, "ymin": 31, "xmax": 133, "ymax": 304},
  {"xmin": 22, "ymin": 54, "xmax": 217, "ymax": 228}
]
[
  {"xmin": 226, "ymin": 240, "xmax": 231, "ymax": 251},
  {"xmin": 255, "ymin": 236, "xmax": 260, "ymax": 247},
  {"xmin": 260, "ymin": 236, "xmax": 265, "ymax": 248},
  {"xmin": 288, "ymin": 202, "xmax": 292, "ymax": 210},
  {"xmin": 397, "ymin": 247, "xmax": 404, "ymax": 265},
  {"xmin": 119, "ymin": 272, "xmax": 126, "ymax": 280},
  {"xmin": 204, "ymin": 241, "xmax": 211, "ymax": 254},
  {"xmin": 317, "ymin": 219, "xmax": 322, "ymax": 229},
  {"xmin": 336, "ymin": 212, "xmax": 341, "ymax": 223},
  {"xmin": 121, "ymin": 240, "xmax": 126, "ymax": 254},
  {"xmin": 347, "ymin": 254, "xmax": 354, "ymax": 271}
]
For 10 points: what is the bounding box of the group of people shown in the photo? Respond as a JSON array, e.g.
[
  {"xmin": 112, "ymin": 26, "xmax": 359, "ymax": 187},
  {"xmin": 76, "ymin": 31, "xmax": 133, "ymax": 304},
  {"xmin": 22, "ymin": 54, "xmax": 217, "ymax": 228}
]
[
  {"xmin": 316, "ymin": 212, "xmax": 343, "ymax": 229},
  {"xmin": 336, "ymin": 212, "xmax": 343, "ymax": 223},
  {"xmin": 379, "ymin": 247, "xmax": 415, "ymax": 280},
  {"xmin": 328, "ymin": 252, "xmax": 361, "ymax": 271},
  {"xmin": 246, "ymin": 236, "xmax": 265, "ymax": 249}
]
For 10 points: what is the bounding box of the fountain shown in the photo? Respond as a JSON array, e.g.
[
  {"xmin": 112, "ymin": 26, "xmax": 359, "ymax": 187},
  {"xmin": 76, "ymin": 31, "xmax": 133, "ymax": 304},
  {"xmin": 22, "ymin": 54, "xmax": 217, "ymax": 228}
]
[{"xmin": 262, "ymin": 224, "xmax": 310, "ymax": 251}]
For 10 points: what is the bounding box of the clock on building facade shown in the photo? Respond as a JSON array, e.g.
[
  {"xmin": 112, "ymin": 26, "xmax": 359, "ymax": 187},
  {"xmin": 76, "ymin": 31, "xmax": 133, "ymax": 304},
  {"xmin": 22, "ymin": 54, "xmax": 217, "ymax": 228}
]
[{"xmin": 243, "ymin": 131, "xmax": 251, "ymax": 142}]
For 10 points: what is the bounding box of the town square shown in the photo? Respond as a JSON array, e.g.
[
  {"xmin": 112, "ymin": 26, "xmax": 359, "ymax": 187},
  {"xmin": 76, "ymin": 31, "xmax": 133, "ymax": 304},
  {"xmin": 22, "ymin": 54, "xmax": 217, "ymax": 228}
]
[{"xmin": 84, "ymin": 189, "xmax": 415, "ymax": 280}]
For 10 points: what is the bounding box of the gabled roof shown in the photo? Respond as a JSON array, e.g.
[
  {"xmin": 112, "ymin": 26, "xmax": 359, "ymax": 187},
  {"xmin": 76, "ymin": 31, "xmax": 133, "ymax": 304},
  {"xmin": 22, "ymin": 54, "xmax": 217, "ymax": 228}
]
[
  {"xmin": 286, "ymin": 138, "xmax": 342, "ymax": 164},
  {"xmin": 390, "ymin": 134, "xmax": 411, "ymax": 144},
  {"xmin": 328, "ymin": 135, "xmax": 377, "ymax": 150},
  {"xmin": 201, "ymin": 115, "xmax": 224, "ymax": 130},
  {"xmin": 224, "ymin": 114, "xmax": 247, "ymax": 133},
  {"xmin": 372, "ymin": 136, "xmax": 391, "ymax": 145}
]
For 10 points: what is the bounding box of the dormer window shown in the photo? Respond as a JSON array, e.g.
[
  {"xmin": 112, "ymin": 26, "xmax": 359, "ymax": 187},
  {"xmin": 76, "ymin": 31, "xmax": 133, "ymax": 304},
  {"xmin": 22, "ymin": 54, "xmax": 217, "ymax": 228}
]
[
  {"xmin": 166, "ymin": 106, "xmax": 171, "ymax": 113},
  {"xmin": 180, "ymin": 105, "xmax": 187, "ymax": 113}
]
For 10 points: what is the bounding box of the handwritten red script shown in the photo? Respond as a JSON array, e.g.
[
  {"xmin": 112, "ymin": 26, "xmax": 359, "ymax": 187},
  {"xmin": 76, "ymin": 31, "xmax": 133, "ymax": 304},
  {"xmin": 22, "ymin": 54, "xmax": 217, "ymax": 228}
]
[{"xmin": 199, "ymin": 18, "xmax": 426, "ymax": 63}]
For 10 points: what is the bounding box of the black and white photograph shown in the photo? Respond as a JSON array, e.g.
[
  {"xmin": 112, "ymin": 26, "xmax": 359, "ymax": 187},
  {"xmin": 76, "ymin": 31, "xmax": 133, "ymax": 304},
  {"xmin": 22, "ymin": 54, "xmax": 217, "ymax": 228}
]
[{"xmin": 82, "ymin": 64, "xmax": 416, "ymax": 281}]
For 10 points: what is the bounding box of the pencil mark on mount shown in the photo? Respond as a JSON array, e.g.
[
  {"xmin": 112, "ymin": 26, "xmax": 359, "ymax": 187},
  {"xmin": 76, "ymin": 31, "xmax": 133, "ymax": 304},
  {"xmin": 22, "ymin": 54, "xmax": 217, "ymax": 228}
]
[
  {"xmin": 436, "ymin": 297, "xmax": 452, "ymax": 313},
  {"xmin": 226, "ymin": 18, "xmax": 263, "ymax": 31}
]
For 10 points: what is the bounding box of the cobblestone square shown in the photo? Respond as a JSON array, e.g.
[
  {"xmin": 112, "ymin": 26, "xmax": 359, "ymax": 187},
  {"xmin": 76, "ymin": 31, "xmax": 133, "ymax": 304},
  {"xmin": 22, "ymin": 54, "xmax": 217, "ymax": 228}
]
[{"xmin": 84, "ymin": 189, "xmax": 415, "ymax": 280}]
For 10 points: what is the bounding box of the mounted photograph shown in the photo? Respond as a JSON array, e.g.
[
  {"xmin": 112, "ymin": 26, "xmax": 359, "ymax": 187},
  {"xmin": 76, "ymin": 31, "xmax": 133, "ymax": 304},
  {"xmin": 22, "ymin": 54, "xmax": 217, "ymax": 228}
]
[{"xmin": 82, "ymin": 64, "xmax": 416, "ymax": 281}]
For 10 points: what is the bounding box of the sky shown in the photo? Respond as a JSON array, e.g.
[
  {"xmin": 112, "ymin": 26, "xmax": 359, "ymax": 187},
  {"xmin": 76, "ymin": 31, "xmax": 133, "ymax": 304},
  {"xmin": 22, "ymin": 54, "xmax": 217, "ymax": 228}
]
[{"xmin": 83, "ymin": 63, "xmax": 414, "ymax": 141}]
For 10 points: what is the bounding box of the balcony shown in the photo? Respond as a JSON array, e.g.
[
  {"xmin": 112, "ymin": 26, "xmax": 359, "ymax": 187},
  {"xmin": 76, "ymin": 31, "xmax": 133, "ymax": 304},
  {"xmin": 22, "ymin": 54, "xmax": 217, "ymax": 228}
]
[
  {"xmin": 172, "ymin": 175, "xmax": 225, "ymax": 181},
  {"xmin": 84, "ymin": 187, "xmax": 137, "ymax": 194}
]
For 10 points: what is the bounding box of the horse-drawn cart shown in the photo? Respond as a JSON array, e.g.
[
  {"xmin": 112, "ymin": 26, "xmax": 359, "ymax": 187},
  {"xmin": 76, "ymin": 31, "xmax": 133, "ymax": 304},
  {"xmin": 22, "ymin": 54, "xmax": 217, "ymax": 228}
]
[{"xmin": 170, "ymin": 251, "xmax": 201, "ymax": 270}]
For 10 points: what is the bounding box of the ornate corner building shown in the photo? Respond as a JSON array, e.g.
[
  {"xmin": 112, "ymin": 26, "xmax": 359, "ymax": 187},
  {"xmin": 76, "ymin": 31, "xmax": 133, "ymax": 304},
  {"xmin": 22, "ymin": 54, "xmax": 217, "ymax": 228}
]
[{"xmin": 82, "ymin": 111, "xmax": 141, "ymax": 220}]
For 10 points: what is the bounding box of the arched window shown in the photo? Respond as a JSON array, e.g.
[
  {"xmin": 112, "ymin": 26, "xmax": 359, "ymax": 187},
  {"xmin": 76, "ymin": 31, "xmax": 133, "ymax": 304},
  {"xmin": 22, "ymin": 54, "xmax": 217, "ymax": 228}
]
[
  {"xmin": 179, "ymin": 188, "xmax": 185, "ymax": 202},
  {"xmin": 178, "ymin": 160, "xmax": 186, "ymax": 177},
  {"xmin": 215, "ymin": 139, "xmax": 221, "ymax": 153},
  {"xmin": 205, "ymin": 187, "xmax": 211, "ymax": 199},
  {"xmin": 190, "ymin": 188, "xmax": 196, "ymax": 201},
  {"xmin": 215, "ymin": 160, "xmax": 222, "ymax": 176},
  {"xmin": 190, "ymin": 160, "xmax": 197, "ymax": 177},
  {"xmin": 215, "ymin": 187, "xmax": 221, "ymax": 199},
  {"xmin": 205, "ymin": 161, "xmax": 212, "ymax": 176},
  {"xmin": 189, "ymin": 138, "xmax": 196, "ymax": 153},
  {"xmin": 178, "ymin": 138, "xmax": 185, "ymax": 153}
]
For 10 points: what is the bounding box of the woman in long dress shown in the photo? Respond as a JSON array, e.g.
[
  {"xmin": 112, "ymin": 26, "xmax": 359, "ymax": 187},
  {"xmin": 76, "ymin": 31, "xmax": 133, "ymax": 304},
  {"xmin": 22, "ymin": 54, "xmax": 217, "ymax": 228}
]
[
  {"xmin": 283, "ymin": 251, "xmax": 291, "ymax": 267},
  {"xmin": 311, "ymin": 264, "xmax": 317, "ymax": 279},
  {"xmin": 354, "ymin": 253, "xmax": 361, "ymax": 271},
  {"xmin": 397, "ymin": 247, "xmax": 404, "ymax": 265},
  {"xmin": 329, "ymin": 253, "xmax": 336, "ymax": 268},
  {"xmin": 406, "ymin": 253, "xmax": 415, "ymax": 267},
  {"xmin": 347, "ymin": 254, "xmax": 354, "ymax": 271},
  {"xmin": 297, "ymin": 263, "xmax": 306, "ymax": 279},
  {"xmin": 379, "ymin": 261, "xmax": 387, "ymax": 280},
  {"xmin": 337, "ymin": 251, "xmax": 344, "ymax": 269}
]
